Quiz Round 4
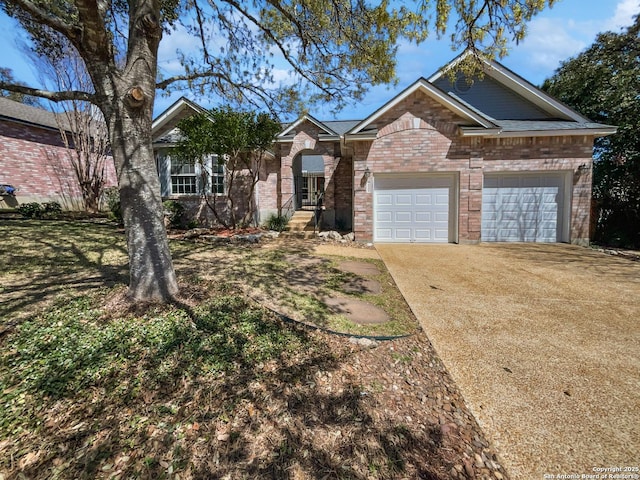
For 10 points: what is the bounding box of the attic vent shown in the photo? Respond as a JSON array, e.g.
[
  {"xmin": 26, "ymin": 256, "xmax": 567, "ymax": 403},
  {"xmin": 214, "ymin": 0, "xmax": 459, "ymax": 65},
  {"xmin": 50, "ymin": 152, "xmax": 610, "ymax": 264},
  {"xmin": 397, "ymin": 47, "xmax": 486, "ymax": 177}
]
[{"xmin": 454, "ymin": 77, "xmax": 473, "ymax": 94}]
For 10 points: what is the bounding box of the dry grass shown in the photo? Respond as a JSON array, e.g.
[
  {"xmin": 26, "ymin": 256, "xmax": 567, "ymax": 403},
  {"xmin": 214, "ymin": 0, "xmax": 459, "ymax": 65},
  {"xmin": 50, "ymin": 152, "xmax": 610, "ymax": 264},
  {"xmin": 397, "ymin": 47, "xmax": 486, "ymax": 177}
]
[{"xmin": 0, "ymin": 221, "xmax": 506, "ymax": 479}]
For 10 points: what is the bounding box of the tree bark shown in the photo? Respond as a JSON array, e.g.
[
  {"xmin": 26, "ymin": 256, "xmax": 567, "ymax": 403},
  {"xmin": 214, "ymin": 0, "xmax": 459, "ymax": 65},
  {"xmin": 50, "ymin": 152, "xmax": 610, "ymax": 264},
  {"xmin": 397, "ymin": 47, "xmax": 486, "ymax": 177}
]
[
  {"xmin": 90, "ymin": 3, "xmax": 178, "ymax": 302},
  {"xmin": 105, "ymin": 94, "xmax": 178, "ymax": 302}
]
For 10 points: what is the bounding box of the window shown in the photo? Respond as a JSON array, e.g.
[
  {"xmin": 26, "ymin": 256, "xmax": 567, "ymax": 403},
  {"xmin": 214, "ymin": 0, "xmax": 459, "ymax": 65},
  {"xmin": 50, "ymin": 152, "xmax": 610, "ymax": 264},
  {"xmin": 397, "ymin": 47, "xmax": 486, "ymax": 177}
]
[
  {"xmin": 211, "ymin": 162, "xmax": 225, "ymax": 195},
  {"xmin": 170, "ymin": 158, "xmax": 197, "ymax": 195}
]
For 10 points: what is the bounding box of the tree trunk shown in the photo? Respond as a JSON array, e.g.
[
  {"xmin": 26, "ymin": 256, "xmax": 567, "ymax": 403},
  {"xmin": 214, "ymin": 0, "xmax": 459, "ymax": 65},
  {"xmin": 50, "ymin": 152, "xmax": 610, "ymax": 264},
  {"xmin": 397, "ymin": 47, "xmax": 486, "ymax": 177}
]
[
  {"xmin": 106, "ymin": 99, "xmax": 179, "ymax": 302},
  {"xmin": 82, "ymin": 2, "xmax": 179, "ymax": 303},
  {"xmin": 91, "ymin": 9, "xmax": 178, "ymax": 302}
]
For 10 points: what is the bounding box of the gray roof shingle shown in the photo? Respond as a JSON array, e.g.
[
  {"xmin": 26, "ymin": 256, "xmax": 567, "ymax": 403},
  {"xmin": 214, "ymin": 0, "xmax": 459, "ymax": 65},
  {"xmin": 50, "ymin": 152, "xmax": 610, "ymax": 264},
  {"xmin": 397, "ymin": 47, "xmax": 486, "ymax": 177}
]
[
  {"xmin": 495, "ymin": 119, "xmax": 615, "ymax": 132},
  {"xmin": 322, "ymin": 120, "xmax": 360, "ymax": 136},
  {"xmin": 0, "ymin": 96, "xmax": 64, "ymax": 130}
]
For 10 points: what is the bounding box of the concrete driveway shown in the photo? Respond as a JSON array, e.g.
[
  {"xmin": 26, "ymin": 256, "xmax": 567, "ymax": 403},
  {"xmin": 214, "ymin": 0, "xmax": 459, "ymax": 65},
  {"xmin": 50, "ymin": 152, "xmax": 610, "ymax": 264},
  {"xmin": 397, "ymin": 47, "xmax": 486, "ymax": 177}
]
[{"xmin": 376, "ymin": 243, "xmax": 640, "ymax": 480}]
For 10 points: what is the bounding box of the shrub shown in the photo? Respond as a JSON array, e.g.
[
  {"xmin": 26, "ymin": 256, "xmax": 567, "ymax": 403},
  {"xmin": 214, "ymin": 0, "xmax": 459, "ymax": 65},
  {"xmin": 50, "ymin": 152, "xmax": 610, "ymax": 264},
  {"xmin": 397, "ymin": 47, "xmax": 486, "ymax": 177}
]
[
  {"xmin": 17, "ymin": 202, "xmax": 44, "ymax": 219},
  {"xmin": 163, "ymin": 200, "xmax": 185, "ymax": 229},
  {"xmin": 103, "ymin": 187, "xmax": 122, "ymax": 225},
  {"xmin": 186, "ymin": 219, "xmax": 200, "ymax": 230},
  {"xmin": 264, "ymin": 213, "xmax": 289, "ymax": 232},
  {"xmin": 42, "ymin": 201, "xmax": 62, "ymax": 218}
]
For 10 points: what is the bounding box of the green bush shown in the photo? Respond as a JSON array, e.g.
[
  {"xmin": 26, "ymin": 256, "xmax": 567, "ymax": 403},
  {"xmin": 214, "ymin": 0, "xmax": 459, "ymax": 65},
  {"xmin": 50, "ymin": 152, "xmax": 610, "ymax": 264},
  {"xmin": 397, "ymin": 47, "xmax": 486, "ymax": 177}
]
[
  {"xmin": 163, "ymin": 200, "xmax": 186, "ymax": 229},
  {"xmin": 263, "ymin": 213, "xmax": 289, "ymax": 232},
  {"xmin": 42, "ymin": 201, "xmax": 62, "ymax": 218},
  {"xmin": 103, "ymin": 187, "xmax": 122, "ymax": 225},
  {"xmin": 17, "ymin": 202, "xmax": 44, "ymax": 219},
  {"xmin": 18, "ymin": 202, "xmax": 63, "ymax": 219}
]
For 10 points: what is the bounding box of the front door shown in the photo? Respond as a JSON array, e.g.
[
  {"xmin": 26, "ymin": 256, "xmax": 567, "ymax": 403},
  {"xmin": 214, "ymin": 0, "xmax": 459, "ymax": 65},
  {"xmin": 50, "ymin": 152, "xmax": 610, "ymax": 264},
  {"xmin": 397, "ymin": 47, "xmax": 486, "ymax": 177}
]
[{"xmin": 296, "ymin": 173, "xmax": 324, "ymax": 208}]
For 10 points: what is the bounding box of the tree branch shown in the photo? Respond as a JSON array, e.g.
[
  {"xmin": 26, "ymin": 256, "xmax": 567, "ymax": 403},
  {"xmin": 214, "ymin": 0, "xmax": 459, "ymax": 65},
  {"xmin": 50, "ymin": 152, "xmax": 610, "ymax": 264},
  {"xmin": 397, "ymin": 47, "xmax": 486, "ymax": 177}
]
[
  {"xmin": 0, "ymin": 82, "xmax": 96, "ymax": 103},
  {"xmin": 5, "ymin": 0, "xmax": 81, "ymax": 40},
  {"xmin": 219, "ymin": 0, "xmax": 336, "ymax": 100},
  {"xmin": 155, "ymin": 71, "xmax": 224, "ymax": 90}
]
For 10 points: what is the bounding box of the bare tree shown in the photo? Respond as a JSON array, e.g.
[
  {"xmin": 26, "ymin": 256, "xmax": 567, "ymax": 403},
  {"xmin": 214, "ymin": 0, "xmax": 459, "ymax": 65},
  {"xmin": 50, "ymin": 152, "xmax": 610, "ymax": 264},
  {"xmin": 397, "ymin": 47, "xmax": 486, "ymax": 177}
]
[{"xmin": 23, "ymin": 34, "xmax": 111, "ymax": 213}]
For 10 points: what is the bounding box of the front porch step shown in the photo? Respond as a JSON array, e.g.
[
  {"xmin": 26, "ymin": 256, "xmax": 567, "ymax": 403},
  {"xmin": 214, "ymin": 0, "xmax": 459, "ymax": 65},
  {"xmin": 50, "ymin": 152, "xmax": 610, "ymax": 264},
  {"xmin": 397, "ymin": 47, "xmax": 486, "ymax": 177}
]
[
  {"xmin": 287, "ymin": 211, "xmax": 316, "ymax": 232},
  {"xmin": 279, "ymin": 230, "xmax": 317, "ymax": 239}
]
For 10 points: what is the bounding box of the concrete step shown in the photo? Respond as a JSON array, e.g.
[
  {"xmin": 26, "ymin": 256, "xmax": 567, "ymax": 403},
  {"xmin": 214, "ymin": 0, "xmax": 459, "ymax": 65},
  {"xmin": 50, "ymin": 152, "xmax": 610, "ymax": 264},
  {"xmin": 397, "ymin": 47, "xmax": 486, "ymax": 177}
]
[
  {"xmin": 279, "ymin": 230, "xmax": 317, "ymax": 239},
  {"xmin": 287, "ymin": 211, "xmax": 316, "ymax": 232}
]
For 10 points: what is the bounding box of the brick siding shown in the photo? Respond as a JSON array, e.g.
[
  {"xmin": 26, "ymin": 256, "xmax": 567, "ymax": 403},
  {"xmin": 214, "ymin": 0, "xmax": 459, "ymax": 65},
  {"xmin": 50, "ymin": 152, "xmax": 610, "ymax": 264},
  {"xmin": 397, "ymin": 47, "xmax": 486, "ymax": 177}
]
[
  {"xmin": 350, "ymin": 90, "xmax": 594, "ymax": 244},
  {"xmin": 277, "ymin": 120, "xmax": 352, "ymax": 229},
  {"xmin": 0, "ymin": 119, "xmax": 116, "ymax": 209}
]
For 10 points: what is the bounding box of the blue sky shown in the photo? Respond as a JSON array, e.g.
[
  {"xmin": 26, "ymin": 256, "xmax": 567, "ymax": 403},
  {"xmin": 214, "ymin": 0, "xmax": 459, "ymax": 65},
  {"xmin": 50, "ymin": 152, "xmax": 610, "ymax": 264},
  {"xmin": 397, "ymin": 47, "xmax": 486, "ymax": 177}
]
[{"xmin": 0, "ymin": 0, "xmax": 637, "ymax": 120}]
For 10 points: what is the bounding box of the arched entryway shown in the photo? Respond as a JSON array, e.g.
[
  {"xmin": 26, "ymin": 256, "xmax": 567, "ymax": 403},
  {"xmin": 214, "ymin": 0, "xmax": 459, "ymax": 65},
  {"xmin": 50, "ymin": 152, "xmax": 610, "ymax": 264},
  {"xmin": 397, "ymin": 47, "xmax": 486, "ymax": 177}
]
[{"xmin": 292, "ymin": 154, "xmax": 325, "ymax": 209}]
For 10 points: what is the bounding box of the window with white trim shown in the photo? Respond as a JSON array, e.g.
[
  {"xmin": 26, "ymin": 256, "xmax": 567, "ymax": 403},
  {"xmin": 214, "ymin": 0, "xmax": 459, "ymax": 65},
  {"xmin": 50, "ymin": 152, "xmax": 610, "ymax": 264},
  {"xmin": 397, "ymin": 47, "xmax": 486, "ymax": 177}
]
[
  {"xmin": 211, "ymin": 162, "xmax": 225, "ymax": 195},
  {"xmin": 170, "ymin": 157, "xmax": 197, "ymax": 195}
]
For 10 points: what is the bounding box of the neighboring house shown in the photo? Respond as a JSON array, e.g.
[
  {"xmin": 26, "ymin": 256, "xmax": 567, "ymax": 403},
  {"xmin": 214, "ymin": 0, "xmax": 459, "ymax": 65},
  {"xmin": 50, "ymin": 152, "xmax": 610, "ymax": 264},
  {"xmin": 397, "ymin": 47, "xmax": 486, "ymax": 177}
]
[
  {"xmin": 152, "ymin": 52, "xmax": 616, "ymax": 244},
  {"xmin": 0, "ymin": 97, "xmax": 116, "ymax": 209}
]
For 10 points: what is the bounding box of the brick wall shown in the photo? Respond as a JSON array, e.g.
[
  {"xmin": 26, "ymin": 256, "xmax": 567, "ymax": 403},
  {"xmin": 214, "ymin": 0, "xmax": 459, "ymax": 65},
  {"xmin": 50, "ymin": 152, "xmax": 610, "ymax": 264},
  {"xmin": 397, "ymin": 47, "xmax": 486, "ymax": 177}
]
[
  {"xmin": 255, "ymin": 155, "xmax": 281, "ymax": 223},
  {"xmin": 350, "ymin": 90, "xmax": 595, "ymax": 244},
  {"xmin": 0, "ymin": 119, "xmax": 117, "ymax": 209},
  {"xmin": 162, "ymin": 165, "xmax": 257, "ymax": 227},
  {"xmin": 277, "ymin": 120, "xmax": 349, "ymax": 229}
]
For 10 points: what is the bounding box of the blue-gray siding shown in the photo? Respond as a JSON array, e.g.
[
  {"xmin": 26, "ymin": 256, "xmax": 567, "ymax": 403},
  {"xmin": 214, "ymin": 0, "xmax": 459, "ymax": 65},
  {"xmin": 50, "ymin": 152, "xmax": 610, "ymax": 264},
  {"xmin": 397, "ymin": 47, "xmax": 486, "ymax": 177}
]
[{"xmin": 434, "ymin": 74, "xmax": 552, "ymax": 120}]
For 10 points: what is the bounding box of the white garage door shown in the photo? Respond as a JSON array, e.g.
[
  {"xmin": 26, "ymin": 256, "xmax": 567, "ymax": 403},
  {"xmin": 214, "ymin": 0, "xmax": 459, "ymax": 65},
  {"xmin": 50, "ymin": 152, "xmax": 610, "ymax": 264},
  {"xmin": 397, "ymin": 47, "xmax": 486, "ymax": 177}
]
[
  {"xmin": 374, "ymin": 175, "xmax": 453, "ymax": 243},
  {"xmin": 482, "ymin": 173, "xmax": 566, "ymax": 242}
]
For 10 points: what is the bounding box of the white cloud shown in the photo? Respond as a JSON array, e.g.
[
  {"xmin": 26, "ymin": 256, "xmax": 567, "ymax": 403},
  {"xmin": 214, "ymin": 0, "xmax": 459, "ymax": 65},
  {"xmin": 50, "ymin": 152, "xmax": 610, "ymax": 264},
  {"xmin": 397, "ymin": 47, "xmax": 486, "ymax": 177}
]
[
  {"xmin": 513, "ymin": 17, "xmax": 587, "ymax": 71},
  {"xmin": 157, "ymin": 25, "xmax": 202, "ymax": 76},
  {"xmin": 505, "ymin": 0, "xmax": 638, "ymax": 83},
  {"xmin": 604, "ymin": 0, "xmax": 639, "ymax": 31}
]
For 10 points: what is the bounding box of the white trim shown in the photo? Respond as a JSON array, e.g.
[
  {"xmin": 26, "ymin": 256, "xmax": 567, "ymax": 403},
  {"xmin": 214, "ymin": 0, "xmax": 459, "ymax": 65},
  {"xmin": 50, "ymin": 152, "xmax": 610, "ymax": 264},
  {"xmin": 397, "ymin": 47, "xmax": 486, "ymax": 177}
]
[
  {"xmin": 427, "ymin": 50, "xmax": 474, "ymax": 83},
  {"xmin": 429, "ymin": 51, "xmax": 593, "ymax": 123},
  {"xmin": 347, "ymin": 79, "xmax": 497, "ymax": 136},
  {"xmin": 459, "ymin": 127, "xmax": 503, "ymax": 137},
  {"xmin": 278, "ymin": 114, "xmax": 338, "ymax": 138},
  {"xmin": 344, "ymin": 133, "xmax": 378, "ymax": 141},
  {"xmin": 479, "ymin": 127, "xmax": 617, "ymax": 138},
  {"xmin": 151, "ymin": 97, "xmax": 205, "ymax": 136}
]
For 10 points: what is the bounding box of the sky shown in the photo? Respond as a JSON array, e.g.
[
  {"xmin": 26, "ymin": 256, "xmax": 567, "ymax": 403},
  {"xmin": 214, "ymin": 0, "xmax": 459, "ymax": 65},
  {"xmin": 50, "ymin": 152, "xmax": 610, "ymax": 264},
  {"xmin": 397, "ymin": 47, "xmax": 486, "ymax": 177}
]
[{"xmin": 0, "ymin": 0, "xmax": 638, "ymax": 121}]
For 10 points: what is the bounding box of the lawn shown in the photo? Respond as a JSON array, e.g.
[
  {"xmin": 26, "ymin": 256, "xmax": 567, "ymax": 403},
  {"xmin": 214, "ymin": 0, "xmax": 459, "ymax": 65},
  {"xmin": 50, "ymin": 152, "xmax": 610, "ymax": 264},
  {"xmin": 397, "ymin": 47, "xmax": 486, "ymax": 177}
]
[{"xmin": 0, "ymin": 220, "xmax": 506, "ymax": 479}]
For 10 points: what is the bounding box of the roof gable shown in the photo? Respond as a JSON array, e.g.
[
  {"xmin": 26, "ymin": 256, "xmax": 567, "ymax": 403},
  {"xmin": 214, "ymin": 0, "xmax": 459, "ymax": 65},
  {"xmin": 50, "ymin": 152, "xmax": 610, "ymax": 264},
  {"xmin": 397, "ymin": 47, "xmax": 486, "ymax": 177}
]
[
  {"xmin": 428, "ymin": 51, "xmax": 590, "ymax": 123},
  {"xmin": 433, "ymin": 73, "xmax": 553, "ymax": 120},
  {"xmin": 152, "ymin": 97, "xmax": 206, "ymax": 141},
  {"xmin": 278, "ymin": 114, "xmax": 339, "ymax": 139},
  {"xmin": 346, "ymin": 78, "xmax": 498, "ymax": 136}
]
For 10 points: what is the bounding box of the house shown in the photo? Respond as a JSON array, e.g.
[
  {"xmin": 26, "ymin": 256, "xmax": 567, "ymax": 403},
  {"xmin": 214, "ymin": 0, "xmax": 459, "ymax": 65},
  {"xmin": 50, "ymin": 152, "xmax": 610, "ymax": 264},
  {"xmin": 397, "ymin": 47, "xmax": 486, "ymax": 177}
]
[
  {"xmin": 152, "ymin": 98, "xmax": 278, "ymax": 227},
  {"xmin": 0, "ymin": 97, "xmax": 116, "ymax": 209},
  {"xmin": 152, "ymin": 52, "xmax": 616, "ymax": 244}
]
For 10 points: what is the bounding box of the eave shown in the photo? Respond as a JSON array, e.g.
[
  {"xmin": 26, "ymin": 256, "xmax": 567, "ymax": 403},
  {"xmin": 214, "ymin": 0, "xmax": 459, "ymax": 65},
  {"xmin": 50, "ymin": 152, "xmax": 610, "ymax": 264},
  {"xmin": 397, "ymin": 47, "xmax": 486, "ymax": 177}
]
[{"xmin": 346, "ymin": 78, "xmax": 498, "ymax": 136}]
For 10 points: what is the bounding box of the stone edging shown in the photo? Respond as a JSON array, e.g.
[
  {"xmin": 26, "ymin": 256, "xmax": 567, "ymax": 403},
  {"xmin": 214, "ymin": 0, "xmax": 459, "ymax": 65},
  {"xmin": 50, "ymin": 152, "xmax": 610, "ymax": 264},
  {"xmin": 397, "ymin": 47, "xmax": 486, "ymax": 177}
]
[{"xmin": 249, "ymin": 295, "xmax": 420, "ymax": 344}]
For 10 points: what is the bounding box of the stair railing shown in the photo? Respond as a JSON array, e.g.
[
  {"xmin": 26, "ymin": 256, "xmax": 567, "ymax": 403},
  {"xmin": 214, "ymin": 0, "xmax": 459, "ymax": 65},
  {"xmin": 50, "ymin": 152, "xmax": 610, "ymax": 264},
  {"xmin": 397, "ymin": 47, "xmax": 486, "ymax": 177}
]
[
  {"xmin": 281, "ymin": 193, "xmax": 296, "ymax": 220},
  {"xmin": 314, "ymin": 191, "xmax": 324, "ymax": 233}
]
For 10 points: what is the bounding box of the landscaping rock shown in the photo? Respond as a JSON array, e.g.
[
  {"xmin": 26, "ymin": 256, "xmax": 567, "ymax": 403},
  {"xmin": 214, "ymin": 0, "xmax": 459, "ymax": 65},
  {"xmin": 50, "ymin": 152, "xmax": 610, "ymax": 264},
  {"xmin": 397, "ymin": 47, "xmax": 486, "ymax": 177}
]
[
  {"xmin": 199, "ymin": 235, "xmax": 230, "ymax": 244},
  {"xmin": 348, "ymin": 337, "xmax": 378, "ymax": 348},
  {"xmin": 230, "ymin": 234, "xmax": 261, "ymax": 244},
  {"xmin": 343, "ymin": 232, "xmax": 355, "ymax": 242},
  {"xmin": 318, "ymin": 230, "xmax": 343, "ymax": 241},
  {"xmin": 183, "ymin": 228, "xmax": 210, "ymax": 239}
]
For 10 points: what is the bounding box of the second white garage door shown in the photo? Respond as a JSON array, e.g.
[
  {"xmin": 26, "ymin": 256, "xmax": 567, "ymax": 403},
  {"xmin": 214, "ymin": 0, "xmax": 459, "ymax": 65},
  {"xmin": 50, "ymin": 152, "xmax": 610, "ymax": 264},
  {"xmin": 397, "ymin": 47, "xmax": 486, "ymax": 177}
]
[
  {"xmin": 482, "ymin": 173, "xmax": 568, "ymax": 242},
  {"xmin": 374, "ymin": 175, "xmax": 454, "ymax": 243}
]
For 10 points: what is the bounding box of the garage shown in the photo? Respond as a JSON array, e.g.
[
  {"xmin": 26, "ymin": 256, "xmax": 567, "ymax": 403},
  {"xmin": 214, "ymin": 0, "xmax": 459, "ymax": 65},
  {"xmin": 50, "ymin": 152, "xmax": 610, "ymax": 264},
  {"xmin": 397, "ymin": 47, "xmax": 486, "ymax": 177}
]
[
  {"xmin": 374, "ymin": 175, "xmax": 455, "ymax": 243},
  {"xmin": 482, "ymin": 173, "xmax": 569, "ymax": 242}
]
